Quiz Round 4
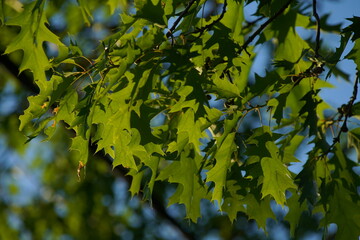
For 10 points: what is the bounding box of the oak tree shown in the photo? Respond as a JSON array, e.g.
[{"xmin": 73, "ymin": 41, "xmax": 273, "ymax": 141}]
[{"xmin": 1, "ymin": 0, "xmax": 360, "ymax": 239}]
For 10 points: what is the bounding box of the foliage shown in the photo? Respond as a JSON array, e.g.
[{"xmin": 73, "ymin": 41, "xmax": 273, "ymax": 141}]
[{"xmin": 1, "ymin": 0, "xmax": 360, "ymax": 239}]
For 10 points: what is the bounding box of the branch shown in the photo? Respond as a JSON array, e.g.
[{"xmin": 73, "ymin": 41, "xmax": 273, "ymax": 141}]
[
  {"xmin": 238, "ymin": 0, "xmax": 294, "ymax": 56},
  {"xmin": 292, "ymin": 0, "xmax": 322, "ymax": 86},
  {"xmin": 166, "ymin": 0, "xmax": 197, "ymax": 39},
  {"xmin": 292, "ymin": 0, "xmax": 325, "ymax": 88},
  {"xmin": 191, "ymin": 0, "xmax": 228, "ymax": 36},
  {"xmin": 318, "ymin": 71, "xmax": 359, "ymax": 158},
  {"xmin": 312, "ymin": 0, "xmax": 321, "ymax": 58},
  {"xmin": 0, "ymin": 52, "xmax": 196, "ymax": 240}
]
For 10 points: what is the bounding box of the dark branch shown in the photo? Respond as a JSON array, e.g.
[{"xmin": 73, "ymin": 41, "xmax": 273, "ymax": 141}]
[
  {"xmin": 318, "ymin": 71, "xmax": 359, "ymax": 158},
  {"xmin": 191, "ymin": 0, "xmax": 228, "ymax": 36},
  {"xmin": 238, "ymin": 0, "xmax": 294, "ymax": 56},
  {"xmin": 291, "ymin": 0, "xmax": 325, "ymax": 87},
  {"xmin": 312, "ymin": 0, "xmax": 321, "ymax": 58},
  {"xmin": 166, "ymin": 0, "xmax": 197, "ymax": 39}
]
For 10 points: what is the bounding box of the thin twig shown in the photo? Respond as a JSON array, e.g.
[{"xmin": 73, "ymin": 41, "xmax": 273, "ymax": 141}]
[
  {"xmin": 238, "ymin": 0, "xmax": 294, "ymax": 56},
  {"xmin": 318, "ymin": 72, "xmax": 359, "ymax": 158},
  {"xmin": 166, "ymin": 0, "xmax": 197, "ymax": 40},
  {"xmin": 191, "ymin": 0, "xmax": 228, "ymax": 37},
  {"xmin": 283, "ymin": 0, "xmax": 323, "ymax": 87},
  {"xmin": 312, "ymin": 0, "xmax": 321, "ymax": 58}
]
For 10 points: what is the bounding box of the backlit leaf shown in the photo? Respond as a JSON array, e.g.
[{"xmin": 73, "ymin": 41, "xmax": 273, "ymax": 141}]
[
  {"xmin": 5, "ymin": 1, "xmax": 64, "ymax": 84},
  {"xmin": 261, "ymin": 142, "xmax": 296, "ymax": 205},
  {"xmin": 206, "ymin": 132, "xmax": 237, "ymax": 207}
]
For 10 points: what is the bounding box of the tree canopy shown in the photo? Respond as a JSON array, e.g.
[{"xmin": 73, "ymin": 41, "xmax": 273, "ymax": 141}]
[{"xmin": 1, "ymin": 0, "xmax": 360, "ymax": 239}]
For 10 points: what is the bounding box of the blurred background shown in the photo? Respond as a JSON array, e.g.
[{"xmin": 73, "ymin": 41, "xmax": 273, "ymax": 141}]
[{"xmin": 0, "ymin": 0, "xmax": 359, "ymax": 239}]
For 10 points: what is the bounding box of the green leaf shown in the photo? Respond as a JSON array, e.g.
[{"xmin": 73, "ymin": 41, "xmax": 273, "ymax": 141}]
[
  {"xmin": 268, "ymin": 93, "xmax": 289, "ymax": 125},
  {"xmin": 260, "ymin": 142, "xmax": 296, "ymax": 205},
  {"xmin": 279, "ymin": 133, "xmax": 304, "ymax": 164},
  {"xmin": 345, "ymin": 38, "xmax": 360, "ymax": 71},
  {"xmin": 206, "ymin": 132, "xmax": 237, "ymax": 208},
  {"xmin": 93, "ymin": 75, "xmax": 134, "ymax": 154},
  {"xmin": 4, "ymin": 1, "xmax": 64, "ymax": 84},
  {"xmin": 70, "ymin": 135, "xmax": 89, "ymax": 165},
  {"xmin": 107, "ymin": 0, "xmax": 127, "ymax": 13},
  {"xmin": 284, "ymin": 190, "xmax": 308, "ymax": 236},
  {"xmin": 4, "ymin": 0, "xmax": 360, "ymax": 232},
  {"xmin": 299, "ymin": 90, "xmax": 320, "ymax": 136},
  {"xmin": 137, "ymin": 26, "xmax": 165, "ymax": 51},
  {"xmin": 348, "ymin": 127, "xmax": 360, "ymax": 161},
  {"xmin": 169, "ymin": 85, "xmax": 198, "ymax": 113},
  {"xmin": 326, "ymin": 32, "xmax": 351, "ymax": 65},
  {"xmin": 245, "ymin": 126, "xmax": 282, "ymax": 162},
  {"xmin": 77, "ymin": 0, "xmax": 93, "ymax": 26},
  {"xmin": 325, "ymin": 31, "xmax": 352, "ymax": 78},
  {"xmin": 221, "ymin": 0, "xmax": 244, "ymax": 43},
  {"xmin": 128, "ymin": 169, "xmax": 144, "ymax": 197},
  {"xmin": 113, "ymin": 128, "xmax": 150, "ymax": 170},
  {"xmin": 19, "ymin": 74, "xmax": 74, "ymax": 133},
  {"xmin": 331, "ymin": 145, "xmax": 360, "ymax": 188},
  {"xmin": 117, "ymin": 144, "xmax": 162, "ymax": 198},
  {"xmin": 222, "ymin": 180, "xmax": 246, "ymax": 222},
  {"xmin": 246, "ymin": 71, "xmax": 281, "ymax": 102},
  {"xmin": 264, "ymin": 9, "xmax": 310, "ymax": 63},
  {"xmin": 211, "ymin": 74, "xmax": 241, "ymax": 99},
  {"xmin": 175, "ymin": 108, "xmax": 206, "ymax": 153},
  {"xmin": 343, "ymin": 16, "xmax": 360, "ymax": 41},
  {"xmin": 141, "ymin": 155, "xmax": 161, "ymax": 198},
  {"xmin": 351, "ymin": 101, "xmax": 360, "ymax": 116},
  {"xmin": 296, "ymin": 152, "xmax": 325, "ymax": 205},
  {"xmin": 232, "ymin": 52, "xmax": 254, "ymax": 93},
  {"xmin": 326, "ymin": 181, "xmax": 360, "ymax": 240},
  {"xmin": 0, "ymin": 1, "xmax": 4, "ymax": 25},
  {"xmin": 135, "ymin": 0, "xmax": 166, "ymax": 25},
  {"xmin": 157, "ymin": 147, "xmax": 209, "ymax": 222},
  {"xmin": 243, "ymin": 194, "xmax": 275, "ymax": 230},
  {"xmin": 163, "ymin": 0, "xmax": 173, "ymax": 16}
]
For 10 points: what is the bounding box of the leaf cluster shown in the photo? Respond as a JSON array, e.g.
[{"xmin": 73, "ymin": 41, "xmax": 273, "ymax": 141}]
[{"xmin": 2, "ymin": 0, "xmax": 360, "ymax": 238}]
